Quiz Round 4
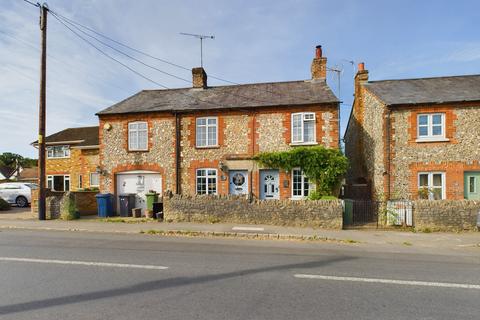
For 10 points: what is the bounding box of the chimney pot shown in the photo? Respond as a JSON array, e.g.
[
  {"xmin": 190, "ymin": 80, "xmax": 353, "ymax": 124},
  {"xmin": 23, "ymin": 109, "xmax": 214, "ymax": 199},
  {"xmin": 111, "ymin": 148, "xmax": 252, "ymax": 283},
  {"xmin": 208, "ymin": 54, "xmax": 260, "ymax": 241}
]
[
  {"xmin": 315, "ymin": 45, "xmax": 322, "ymax": 58},
  {"xmin": 358, "ymin": 62, "xmax": 365, "ymax": 72},
  {"xmin": 311, "ymin": 45, "xmax": 327, "ymax": 80}
]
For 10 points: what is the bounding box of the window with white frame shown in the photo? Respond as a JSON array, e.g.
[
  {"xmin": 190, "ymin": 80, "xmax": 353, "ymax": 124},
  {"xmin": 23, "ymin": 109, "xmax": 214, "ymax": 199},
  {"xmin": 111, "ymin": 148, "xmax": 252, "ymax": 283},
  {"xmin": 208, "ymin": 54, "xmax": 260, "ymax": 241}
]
[
  {"xmin": 292, "ymin": 168, "xmax": 311, "ymax": 198},
  {"xmin": 196, "ymin": 117, "xmax": 217, "ymax": 147},
  {"xmin": 128, "ymin": 122, "xmax": 148, "ymax": 151},
  {"xmin": 47, "ymin": 175, "xmax": 70, "ymax": 192},
  {"xmin": 291, "ymin": 112, "xmax": 316, "ymax": 144},
  {"xmin": 196, "ymin": 169, "xmax": 217, "ymax": 195},
  {"xmin": 417, "ymin": 113, "xmax": 445, "ymax": 140},
  {"xmin": 78, "ymin": 174, "xmax": 83, "ymax": 189},
  {"xmin": 47, "ymin": 145, "xmax": 70, "ymax": 158},
  {"xmin": 418, "ymin": 172, "xmax": 445, "ymax": 200},
  {"xmin": 90, "ymin": 173, "xmax": 100, "ymax": 187}
]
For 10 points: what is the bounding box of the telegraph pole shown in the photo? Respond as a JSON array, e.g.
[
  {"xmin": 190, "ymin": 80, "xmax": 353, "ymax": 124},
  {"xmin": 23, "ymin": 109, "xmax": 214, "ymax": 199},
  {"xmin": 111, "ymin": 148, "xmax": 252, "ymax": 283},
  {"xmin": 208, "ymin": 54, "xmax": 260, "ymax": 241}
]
[{"xmin": 38, "ymin": 3, "xmax": 48, "ymax": 220}]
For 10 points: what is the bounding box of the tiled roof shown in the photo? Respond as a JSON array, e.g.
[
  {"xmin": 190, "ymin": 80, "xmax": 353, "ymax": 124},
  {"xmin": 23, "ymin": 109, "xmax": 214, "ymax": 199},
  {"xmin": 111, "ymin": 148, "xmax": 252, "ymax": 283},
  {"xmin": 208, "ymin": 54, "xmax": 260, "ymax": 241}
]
[
  {"xmin": 365, "ymin": 74, "xmax": 480, "ymax": 106},
  {"xmin": 18, "ymin": 167, "xmax": 38, "ymax": 180},
  {"xmin": 97, "ymin": 80, "xmax": 338, "ymax": 115},
  {"xmin": 0, "ymin": 166, "xmax": 16, "ymax": 179},
  {"xmin": 32, "ymin": 126, "xmax": 99, "ymax": 147}
]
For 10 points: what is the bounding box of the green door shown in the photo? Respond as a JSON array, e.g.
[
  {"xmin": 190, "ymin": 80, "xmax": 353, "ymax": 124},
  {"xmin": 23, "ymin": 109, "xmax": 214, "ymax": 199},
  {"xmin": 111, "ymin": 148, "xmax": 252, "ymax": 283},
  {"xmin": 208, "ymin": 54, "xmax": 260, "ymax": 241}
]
[{"xmin": 464, "ymin": 172, "xmax": 480, "ymax": 200}]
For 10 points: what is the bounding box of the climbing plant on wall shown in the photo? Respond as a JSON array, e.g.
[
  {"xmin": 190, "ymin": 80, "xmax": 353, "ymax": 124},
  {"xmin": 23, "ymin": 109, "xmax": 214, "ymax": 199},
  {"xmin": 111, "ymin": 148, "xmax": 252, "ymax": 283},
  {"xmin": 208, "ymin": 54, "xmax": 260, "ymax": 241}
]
[{"xmin": 253, "ymin": 146, "xmax": 349, "ymax": 197}]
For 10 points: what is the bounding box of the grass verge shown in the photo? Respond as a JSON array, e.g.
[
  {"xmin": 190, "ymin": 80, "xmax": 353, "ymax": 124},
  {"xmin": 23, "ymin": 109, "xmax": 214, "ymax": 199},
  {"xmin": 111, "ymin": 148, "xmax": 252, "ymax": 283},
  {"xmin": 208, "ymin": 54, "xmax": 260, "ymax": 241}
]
[{"xmin": 138, "ymin": 229, "xmax": 361, "ymax": 244}]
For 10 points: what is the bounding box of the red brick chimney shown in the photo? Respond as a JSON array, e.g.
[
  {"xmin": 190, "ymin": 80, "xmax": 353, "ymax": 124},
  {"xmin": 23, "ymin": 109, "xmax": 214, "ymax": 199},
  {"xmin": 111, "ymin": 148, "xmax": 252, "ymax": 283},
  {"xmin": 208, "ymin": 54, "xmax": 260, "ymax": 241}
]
[
  {"xmin": 353, "ymin": 61, "xmax": 369, "ymax": 124},
  {"xmin": 311, "ymin": 45, "xmax": 327, "ymax": 80},
  {"xmin": 354, "ymin": 62, "xmax": 369, "ymax": 91},
  {"xmin": 192, "ymin": 67, "xmax": 207, "ymax": 88}
]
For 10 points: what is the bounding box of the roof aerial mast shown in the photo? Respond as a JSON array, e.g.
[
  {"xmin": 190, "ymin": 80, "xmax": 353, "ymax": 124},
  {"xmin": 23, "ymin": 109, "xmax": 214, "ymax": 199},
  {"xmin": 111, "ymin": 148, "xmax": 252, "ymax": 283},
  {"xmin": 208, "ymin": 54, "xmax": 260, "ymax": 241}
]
[{"xmin": 180, "ymin": 32, "xmax": 215, "ymax": 68}]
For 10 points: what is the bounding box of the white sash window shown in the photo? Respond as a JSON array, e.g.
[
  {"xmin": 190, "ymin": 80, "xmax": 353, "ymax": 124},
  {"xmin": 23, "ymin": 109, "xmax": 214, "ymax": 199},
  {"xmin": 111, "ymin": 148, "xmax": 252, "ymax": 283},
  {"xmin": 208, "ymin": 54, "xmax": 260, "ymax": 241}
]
[{"xmin": 291, "ymin": 112, "xmax": 316, "ymax": 144}]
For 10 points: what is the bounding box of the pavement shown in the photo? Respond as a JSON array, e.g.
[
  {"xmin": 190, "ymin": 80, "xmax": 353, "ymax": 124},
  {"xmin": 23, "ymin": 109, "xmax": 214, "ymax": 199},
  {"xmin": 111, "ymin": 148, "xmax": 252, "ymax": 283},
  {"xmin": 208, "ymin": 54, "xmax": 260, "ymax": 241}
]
[
  {"xmin": 0, "ymin": 207, "xmax": 479, "ymax": 255},
  {"xmin": 0, "ymin": 229, "xmax": 479, "ymax": 320}
]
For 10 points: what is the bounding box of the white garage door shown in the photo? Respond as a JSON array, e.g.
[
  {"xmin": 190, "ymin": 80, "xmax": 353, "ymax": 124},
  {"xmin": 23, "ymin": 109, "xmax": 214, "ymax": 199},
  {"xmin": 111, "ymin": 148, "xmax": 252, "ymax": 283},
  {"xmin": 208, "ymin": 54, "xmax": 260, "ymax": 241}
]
[{"xmin": 116, "ymin": 171, "xmax": 162, "ymax": 213}]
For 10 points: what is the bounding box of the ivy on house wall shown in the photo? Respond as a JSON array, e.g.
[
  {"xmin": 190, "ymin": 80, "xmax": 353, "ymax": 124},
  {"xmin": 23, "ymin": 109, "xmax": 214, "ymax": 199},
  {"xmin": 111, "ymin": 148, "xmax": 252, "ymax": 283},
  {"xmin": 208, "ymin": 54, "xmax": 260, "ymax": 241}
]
[{"xmin": 253, "ymin": 146, "xmax": 349, "ymax": 197}]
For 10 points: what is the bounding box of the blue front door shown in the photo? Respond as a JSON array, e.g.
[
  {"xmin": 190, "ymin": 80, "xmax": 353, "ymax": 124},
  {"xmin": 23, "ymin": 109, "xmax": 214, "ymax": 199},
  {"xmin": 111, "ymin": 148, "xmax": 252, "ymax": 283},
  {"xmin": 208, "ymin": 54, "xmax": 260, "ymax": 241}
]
[{"xmin": 260, "ymin": 170, "xmax": 279, "ymax": 200}]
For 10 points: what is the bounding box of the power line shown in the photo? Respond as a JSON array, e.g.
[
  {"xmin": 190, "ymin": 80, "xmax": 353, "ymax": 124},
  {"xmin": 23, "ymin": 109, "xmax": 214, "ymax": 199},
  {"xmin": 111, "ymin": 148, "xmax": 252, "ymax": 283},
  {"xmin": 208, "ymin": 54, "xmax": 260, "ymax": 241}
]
[
  {"xmin": 52, "ymin": 13, "xmax": 192, "ymax": 84},
  {"xmin": 51, "ymin": 7, "xmax": 344, "ymax": 109},
  {"xmin": 50, "ymin": 11, "xmax": 276, "ymax": 107},
  {"xmin": 23, "ymin": 0, "xmax": 39, "ymax": 8},
  {"xmin": 49, "ymin": 9, "xmax": 192, "ymax": 72},
  {"xmin": 49, "ymin": 11, "xmax": 235, "ymax": 110},
  {"xmin": 49, "ymin": 9, "xmax": 238, "ymax": 85},
  {"xmin": 50, "ymin": 11, "xmax": 171, "ymax": 90},
  {"xmin": 0, "ymin": 29, "xmax": 135, "ymax": 93},
  {"xmin": 47, "ymin": 9, "xmax": 320, "ymax": 103}
]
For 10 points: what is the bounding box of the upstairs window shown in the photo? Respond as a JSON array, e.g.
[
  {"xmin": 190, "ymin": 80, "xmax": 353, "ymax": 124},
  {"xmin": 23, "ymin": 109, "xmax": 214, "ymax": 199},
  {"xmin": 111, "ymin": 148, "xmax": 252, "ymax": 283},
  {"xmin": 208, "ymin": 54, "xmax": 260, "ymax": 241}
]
[
  {"xmin": 128, "ymin": 122, "xmax": 148, "ymax": 151},
  {"xmin": 47, "ymin": 145, "xmax": 70, "ymax": 158},
  {"xmin": 292, "ymin": 112, "xmax": 316, "ymax": 144},
  {"xmin": 196, "ymin": 169, "xmax": 217, "ymax": 195},
  {"xmin": 417, "ymin": 113, "xmax": 445, "ymax": 140},
  {"xmin": 418, "ymin": 172, "xmax": 445, "ymax": 200},
  {"xmin": 196, "ymin": 117, "xmax": 217, "ymax": 147}
]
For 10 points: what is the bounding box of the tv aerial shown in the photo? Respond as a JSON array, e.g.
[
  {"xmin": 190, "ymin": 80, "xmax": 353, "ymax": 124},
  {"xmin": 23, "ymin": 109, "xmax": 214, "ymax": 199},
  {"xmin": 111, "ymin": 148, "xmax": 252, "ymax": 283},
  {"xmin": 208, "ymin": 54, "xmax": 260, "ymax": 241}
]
[{"xmin": 180, "ymin": 32, "xmax": 215, "ymax": 68}]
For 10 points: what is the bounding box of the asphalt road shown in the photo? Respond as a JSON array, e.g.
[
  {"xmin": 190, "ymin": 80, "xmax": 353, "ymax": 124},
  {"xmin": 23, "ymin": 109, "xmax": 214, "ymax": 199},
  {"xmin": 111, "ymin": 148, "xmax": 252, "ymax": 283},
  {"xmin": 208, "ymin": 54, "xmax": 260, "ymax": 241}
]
[{"xmin": 0, "ymin": 229, "xmax": 478, "ymax": 320}]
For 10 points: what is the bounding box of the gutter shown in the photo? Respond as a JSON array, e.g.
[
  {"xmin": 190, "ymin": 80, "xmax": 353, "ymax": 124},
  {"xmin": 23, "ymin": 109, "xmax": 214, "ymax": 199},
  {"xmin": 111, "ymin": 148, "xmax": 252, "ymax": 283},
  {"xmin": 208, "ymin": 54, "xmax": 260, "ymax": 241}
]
[{"xmin": 31, "ymin": 140, "xmax": 85, "ymax": 147}]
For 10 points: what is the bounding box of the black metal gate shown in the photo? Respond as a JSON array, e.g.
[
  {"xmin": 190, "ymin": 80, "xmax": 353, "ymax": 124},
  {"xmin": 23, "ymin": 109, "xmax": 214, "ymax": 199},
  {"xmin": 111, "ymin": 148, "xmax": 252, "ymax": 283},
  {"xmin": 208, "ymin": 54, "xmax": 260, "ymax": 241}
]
[{"xmin": 343, "ymin": 199, "xmax": 379, "ymax": 228}]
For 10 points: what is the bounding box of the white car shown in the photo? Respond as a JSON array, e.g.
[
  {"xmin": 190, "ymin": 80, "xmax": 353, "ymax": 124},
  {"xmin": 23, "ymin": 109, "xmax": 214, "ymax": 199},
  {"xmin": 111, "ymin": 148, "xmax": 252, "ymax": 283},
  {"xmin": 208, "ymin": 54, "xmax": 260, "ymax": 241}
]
[{"xmin": 0, "ymin": 182, "xmax": 38, "ymax": 207}]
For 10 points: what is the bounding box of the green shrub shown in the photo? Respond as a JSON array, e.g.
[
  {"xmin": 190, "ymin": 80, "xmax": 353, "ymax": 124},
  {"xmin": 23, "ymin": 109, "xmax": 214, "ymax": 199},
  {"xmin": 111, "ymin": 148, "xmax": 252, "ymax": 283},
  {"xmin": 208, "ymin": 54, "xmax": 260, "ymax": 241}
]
[
  {"xmin": 254, "ymin": 146, "xmax": 348, "ymax": 197},
  {"xmin": 307, "ymin": 191, "xmax": 322, "ymax": 200},
  {"xmin": 0, "ymin": 198, "xmax": 11, "ymax": 211}
]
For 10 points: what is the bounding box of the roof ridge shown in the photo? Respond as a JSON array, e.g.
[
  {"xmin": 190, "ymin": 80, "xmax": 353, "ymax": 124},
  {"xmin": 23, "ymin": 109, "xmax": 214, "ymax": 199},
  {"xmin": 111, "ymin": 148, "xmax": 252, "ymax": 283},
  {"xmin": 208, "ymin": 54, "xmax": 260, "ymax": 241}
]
[
  {"xmin": 367, "ymin": 73, "xmax": 480, "ymax": 83},
  {"xmin": 140, "ymin": 79, "xmax": 314, "ymax": 92}
]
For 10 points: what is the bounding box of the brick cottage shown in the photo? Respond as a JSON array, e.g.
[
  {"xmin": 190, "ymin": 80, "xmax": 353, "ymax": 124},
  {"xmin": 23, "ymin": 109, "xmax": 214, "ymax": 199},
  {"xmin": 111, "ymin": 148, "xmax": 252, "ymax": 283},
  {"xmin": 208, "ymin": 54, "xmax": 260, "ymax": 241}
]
[
  {"xmin": 345, "ymin": 64, "xmax": 480, "ymax": 201},
  {"xmin": 96, "ymin": 46, "xmax": 340, "ymax": 212},
  {"xmin": 32, "ymin": 126, "xmax": 100, "ymax": 192}
]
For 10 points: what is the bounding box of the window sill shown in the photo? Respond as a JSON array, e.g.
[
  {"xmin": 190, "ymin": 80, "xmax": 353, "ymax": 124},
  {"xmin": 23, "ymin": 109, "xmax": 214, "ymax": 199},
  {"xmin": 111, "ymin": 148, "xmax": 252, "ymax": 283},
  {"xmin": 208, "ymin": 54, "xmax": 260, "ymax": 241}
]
[
  {"xmin": 195, "ymin": 145, "xmax": 220, "ymax": 149},
  {"xmin": 128, "ymin": 149, "xmax": 149, "ymax": 153},
  {"xmin": 290, "ymin": 142, "xmax": 318, "ymax": 146},
  {"xmin": 415, "ymin": 138, "xmax": 450, "ymax": 143}
]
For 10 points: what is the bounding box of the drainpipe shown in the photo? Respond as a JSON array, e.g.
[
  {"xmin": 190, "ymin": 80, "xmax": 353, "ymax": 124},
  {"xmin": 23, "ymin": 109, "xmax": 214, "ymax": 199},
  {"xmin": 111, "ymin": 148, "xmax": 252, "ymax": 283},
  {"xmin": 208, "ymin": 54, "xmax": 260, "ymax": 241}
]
[
  {"xmin": 385, "ymin": 109, "xmax": 392, "ymax": 200},
  {"xmin": 250, "ymin": 112, "xmax": 256, "ymax": 200},
  {"xmin": 175, "ymin": 112, "xmax": 181, "ymax": 194}
]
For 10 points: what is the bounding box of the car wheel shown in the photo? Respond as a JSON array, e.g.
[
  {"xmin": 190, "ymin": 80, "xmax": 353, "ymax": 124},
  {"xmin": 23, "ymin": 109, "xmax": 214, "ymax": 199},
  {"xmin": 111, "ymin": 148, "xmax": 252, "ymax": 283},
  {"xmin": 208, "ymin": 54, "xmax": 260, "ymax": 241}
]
[{"xmin": 16, "ymin": 196, "xmax": 28, "ymax": 208}]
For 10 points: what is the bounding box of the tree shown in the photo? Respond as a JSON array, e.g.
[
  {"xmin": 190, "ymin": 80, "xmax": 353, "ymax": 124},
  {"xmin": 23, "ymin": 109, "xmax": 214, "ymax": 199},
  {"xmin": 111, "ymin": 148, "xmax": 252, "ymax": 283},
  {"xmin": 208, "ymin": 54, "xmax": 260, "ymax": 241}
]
[
  {"xmin": 253, "ymin": 146, "xmax": 349, "ymax": 197},
  {"xmin": 0, "ymin": 153, "xmax": 37, "ymax": 169}
]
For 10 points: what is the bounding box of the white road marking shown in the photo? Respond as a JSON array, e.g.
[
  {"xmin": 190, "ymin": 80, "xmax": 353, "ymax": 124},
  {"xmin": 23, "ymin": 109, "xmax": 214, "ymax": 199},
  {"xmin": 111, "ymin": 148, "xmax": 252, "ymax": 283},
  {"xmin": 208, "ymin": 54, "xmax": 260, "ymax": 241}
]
[
  {"xmin": 0, "ymin": 257, "xmax": 168, "ymax": 270},
  {"xmin": 294, "ymin": 274, "xmax": 480, "ymax": 290},
  {"xmin": 232, "ymin": 226, "xmax": 265, "ymax": 231}
]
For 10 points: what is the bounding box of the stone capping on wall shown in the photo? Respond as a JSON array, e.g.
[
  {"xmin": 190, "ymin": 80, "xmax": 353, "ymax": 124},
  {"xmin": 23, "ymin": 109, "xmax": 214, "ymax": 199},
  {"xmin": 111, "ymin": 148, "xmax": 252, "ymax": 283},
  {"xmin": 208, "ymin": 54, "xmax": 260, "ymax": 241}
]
[
  {"xmin": 163, "ymin": 193, "xmax": 343, "ymax": 229},
  {"xmin": 412, "ymin": 199, "xmax": 480, "ymax": 231}
]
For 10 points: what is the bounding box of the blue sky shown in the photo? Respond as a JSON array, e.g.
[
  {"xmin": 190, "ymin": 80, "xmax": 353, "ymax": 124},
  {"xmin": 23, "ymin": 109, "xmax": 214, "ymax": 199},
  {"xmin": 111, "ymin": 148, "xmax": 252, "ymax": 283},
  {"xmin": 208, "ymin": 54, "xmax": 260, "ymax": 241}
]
[{"xmin": 1, "ymin": 0, "xmax": 479, "ymax": 157}]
